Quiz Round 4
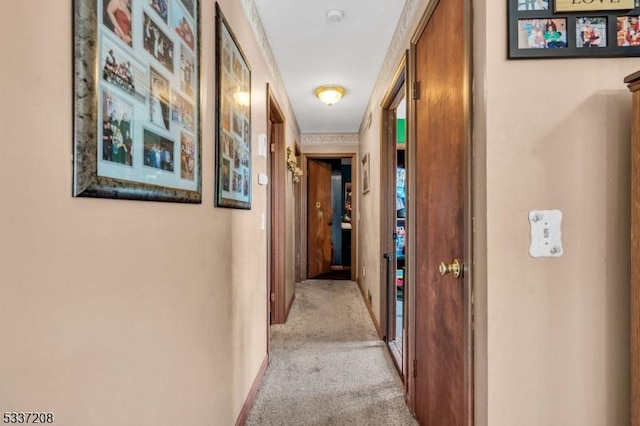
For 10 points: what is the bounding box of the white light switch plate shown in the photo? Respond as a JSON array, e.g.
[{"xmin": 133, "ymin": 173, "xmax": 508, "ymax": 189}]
[
  {"xmin": 529, "ymin": 210, "xmax": 563, "ymax": 258},
  {"xmin": 258, "ymin": 134, "xmax": 267, "ymax": 158}
]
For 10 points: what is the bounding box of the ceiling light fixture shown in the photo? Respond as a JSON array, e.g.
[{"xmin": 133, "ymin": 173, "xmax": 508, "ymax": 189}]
[
  {"xmin": 315, "ymin": 85, "xmax": 345, "ymax": 106},
  {"xmin": 326, "ymin": 9, "xmax": 344, "ymax": 24}
]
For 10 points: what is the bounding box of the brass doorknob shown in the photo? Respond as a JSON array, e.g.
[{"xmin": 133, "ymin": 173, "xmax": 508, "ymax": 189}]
[{"xmin": 438, "ymin": 259, "xmax": 462, "ymax": 278}]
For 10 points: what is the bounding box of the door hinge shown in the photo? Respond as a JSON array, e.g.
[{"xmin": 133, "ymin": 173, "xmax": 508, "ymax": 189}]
[
  {"xmin": 270, "ymin": 143, "xmax": 276, "ymax": 153},
  {"xmin": 412, "ymin": 359, "xmax": 417, "ymax": 377},
  {"xmin": 412, "ymin": 81, "xmax": 420, "ymax": 100},
  {"xmin": 270, "ymin": 292, "xmax": 276, "ymax": 302}
]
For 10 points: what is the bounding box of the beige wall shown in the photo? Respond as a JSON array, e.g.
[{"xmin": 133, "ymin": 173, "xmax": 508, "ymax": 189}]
[
  {"xmin": 358, "ymin": 114, "xmax": 384, "ymax": 320},
  {"xmin": 360, "ymin": 0, "xmax": 634, "ymax": 424},
  {"xmin": 0, "ymin": 1, "xmax": 298, "ymax": 425},
  {"xmin": 285, "ymin": 157, "xmax": 297, "ymax": 307},
  {"xmin": 480, "ymin": 2, "xmax": 634, "ymax": 425}
]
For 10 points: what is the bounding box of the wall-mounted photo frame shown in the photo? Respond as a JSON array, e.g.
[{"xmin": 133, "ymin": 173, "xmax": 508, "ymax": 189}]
[
  {"xmin": 508, "ymin": 0, "xmax": 640, "ymax": 58},
  {"xmin": 215, "ymin": 3, "xmax": 252, "ymax": 209},
  {"xmin": 73, "ymin": 0, "xmax": 201, "ymax": 202},
  {"xmin": 343, "ymin": 182, "xmax": 353, "ymax": 222},
  {"xmin": 361, "ymin": 153, "xmax": 370, "ymax": 195}
]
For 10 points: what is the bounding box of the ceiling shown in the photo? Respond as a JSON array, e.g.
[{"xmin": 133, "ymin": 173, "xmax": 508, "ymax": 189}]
[{"xmin": 253, "ymin": 0, "xmax": 407, "ymax": 134}]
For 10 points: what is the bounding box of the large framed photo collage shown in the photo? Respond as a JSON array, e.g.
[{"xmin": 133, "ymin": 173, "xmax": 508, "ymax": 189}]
[
  {"xmin": 214, "ymin": 3, "xmax": 252, "ymax": 209},
  {"xmin": 73, "ymin": 0, "xmax": 201, "ymax": 202}
]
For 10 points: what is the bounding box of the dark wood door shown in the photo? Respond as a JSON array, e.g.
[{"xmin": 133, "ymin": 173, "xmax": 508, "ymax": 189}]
[
  {"xmin": 307, "ymin": 159, "xmax": 333, "ymax": 278},
  {"xmin": 413, "ymin": 0, "xmax": 471, "ymax": 424}
]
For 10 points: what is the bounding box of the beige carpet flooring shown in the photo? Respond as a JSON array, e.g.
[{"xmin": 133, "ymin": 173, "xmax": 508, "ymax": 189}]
[{"xmin": 245, "ymin": 280, "xmax": 417, "ymax": 426}]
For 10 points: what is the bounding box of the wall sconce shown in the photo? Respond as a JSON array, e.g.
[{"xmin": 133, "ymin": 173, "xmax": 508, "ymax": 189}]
[
  {"xmin": 286, "ymin": 147, "xmax": 303, "ymax": 183},
  {"xmin": 315, "ymin": 85, "xmax": 345, "ymax": 106}
]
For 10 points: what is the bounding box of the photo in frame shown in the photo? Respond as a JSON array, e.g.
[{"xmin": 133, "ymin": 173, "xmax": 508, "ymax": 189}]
[
  {"xmin": 508, "ymin": 0, "xmax": 640, "ymax": 58},
  {"xmin": 215, "ymin": 3, "xmax": 252, "ymax": 209},
  {"xmin": 73, "ymin": 0, "xmax": 201, "ymax": 202},
  {"xmin": 361, "ymin": 153, "xmax": 370, "ymax": 195}
]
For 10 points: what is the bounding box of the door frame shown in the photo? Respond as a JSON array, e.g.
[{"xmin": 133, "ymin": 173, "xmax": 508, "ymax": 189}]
[
  {"xmin": 267, "ymin": 84, "xmax": 287, "ymax": 325},
  {"xmin": 302, "ymin": 153, "xmax": 357, "ymax": 282},
  {"xmin": 380, "ymin": 55, "xmax": 408, "ymax": 378},
  {"xmin": 406, "ymin": 0, "xmax": 474, "ymax": 421},
  {"xmin": 294, "ymin": 142, "xmax": 303, "ymax": 283}
]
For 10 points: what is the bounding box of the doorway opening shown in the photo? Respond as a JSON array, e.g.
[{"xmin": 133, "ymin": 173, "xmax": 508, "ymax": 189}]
[
  {"xmin": 307, "ymin": 157, "xmax": 354, "ymax": 280},
  {"xmin": 391, "ymin": 97, "xmax": 407, "ymax": 368},
  {"xmin": 381, "ymin": 59, "xmax": 408, "ymax": 379}
]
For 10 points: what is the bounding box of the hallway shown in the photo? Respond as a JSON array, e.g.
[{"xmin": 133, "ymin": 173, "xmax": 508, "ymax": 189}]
[
  {"xmin": 246, "ymin": 280, "xmax": 416, "ymax": 426},
  {"xmin": 2, "ymin": 2, "xmax": 637, "ymax": 425}
]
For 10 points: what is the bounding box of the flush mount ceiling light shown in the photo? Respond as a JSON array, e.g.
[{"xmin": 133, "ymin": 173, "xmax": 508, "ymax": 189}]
[
  {"xmin": 326, "ymin": 9, "xmax": 344, "ymax": 24},
  {"xmin": 315, "ymin": 85, "xmax": 345, "ymax": 106}
]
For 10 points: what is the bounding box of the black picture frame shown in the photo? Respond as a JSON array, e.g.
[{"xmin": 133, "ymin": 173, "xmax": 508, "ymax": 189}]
[
  {"xmin": 362, "ymin": 153, "xmax": 370, "ymax": 195},
  {"xmin": 73, "ymin": 0, "xmax": 202, "ymax": 203},
  {"xmin": 508, "ymin": 0, "xmax": 640, "ymax": 59},
  {"xmin": 215, "ymin": 3, "xmax": 252, "ymax": 209}
]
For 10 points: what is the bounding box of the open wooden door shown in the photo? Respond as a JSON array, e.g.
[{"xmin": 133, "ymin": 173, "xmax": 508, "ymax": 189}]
[
  {"xmin": 307, "ymin": 159, "xmax": 333, "ymax": 278},
  {"xmin": 410, "ymin": 0, "xmax": 472, "ymax": 424}
]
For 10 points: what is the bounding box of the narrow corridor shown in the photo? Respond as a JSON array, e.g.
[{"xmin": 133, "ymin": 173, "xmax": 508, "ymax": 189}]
[{"xmin": 246, "ymin": 280, "xmax": 417, "ymax": 426}]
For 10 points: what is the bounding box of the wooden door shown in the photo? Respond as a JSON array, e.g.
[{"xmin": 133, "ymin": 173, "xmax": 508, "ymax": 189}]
[
  {"xmin": 412, "ymin": 0, "xmax": 472, "ymax": 424},
  {"xmin": 307, "ymin": 159, "xmax": 333, "ymax": 278}
]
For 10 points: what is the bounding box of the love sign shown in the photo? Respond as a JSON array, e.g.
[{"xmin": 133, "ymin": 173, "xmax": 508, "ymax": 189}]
[{"xmin": 555, "ymin": 0, "xmax": 635, "ymax": 12}]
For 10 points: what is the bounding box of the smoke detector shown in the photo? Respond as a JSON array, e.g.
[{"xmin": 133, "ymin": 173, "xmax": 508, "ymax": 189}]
[{"xmin": 326, "ymin": 9, "xmax": 344, "ymax": 24}]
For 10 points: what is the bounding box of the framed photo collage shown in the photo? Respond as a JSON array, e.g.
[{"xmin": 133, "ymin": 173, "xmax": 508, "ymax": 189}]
[
  {"xmin": 74, "ymin": 0, "xmax": 201, "ymax": 203},
  {"xmin": 74, "ymin": 1, "xmax": 254, "ymax": 207},
  {"xmin": 509, "ymin": 0, "xmax": 640, "ymax": 58},
  {"xmin": 214, "ymin": 3, "xmax": 252, "ymax": 209}
]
